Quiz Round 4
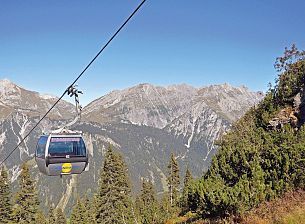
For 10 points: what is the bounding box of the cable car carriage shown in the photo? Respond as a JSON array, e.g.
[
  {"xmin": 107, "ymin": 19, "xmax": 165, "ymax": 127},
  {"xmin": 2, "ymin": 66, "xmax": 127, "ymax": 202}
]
[
  {"xmin": 35, "ymin": 85, "xmax": 88, "ymax": 176},
  {"xmin": 35, "ymin": 128, "xmax": 88, "ymax": 176}
]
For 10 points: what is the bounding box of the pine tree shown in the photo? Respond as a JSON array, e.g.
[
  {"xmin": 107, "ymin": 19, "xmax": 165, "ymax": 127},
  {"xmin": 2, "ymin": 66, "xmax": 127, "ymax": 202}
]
[
  {"xmin": 12, "ymin": 163, "xmax": 40, "ymax": 223},
  {"xmin": 83, "ymin": 196, "xmax": 97, "ymax": 224},
  {"xmin": 134, "ymin": 196, "xmax": 142, "ymax": 224},
  {"xmin": 0, "ymin": 167, "xmax": 13, "ymax": 223},
  {"xmin": 70, "ymin": 197, "xmax": 85, "ymax": 224},
  {"xmin": 71, "ymin": 196, "xmax": 96, "ymax": 224},
  {"xmin": 183, "ymin": 167, "xmax": 193, "ymax": 190},
  {"xmin": 159, "ymin": 192, "xmax": 172, "ymax": 222},
  {"xmin": 95, "ymin": 145, "xmax": 133, "ymax": 224},
  {"xmin": 56, "ymin": 208, "xmax": 67, "ymax": 224},
  {"xmin": 48, "ymin": 206, "xmax": 56, "ymax": 224},
  {"xmin": 35, "ymin": 210, "xmax": 47, "ymax": 224},
  {"xmin": 181, "ymin": 166, "xmax": 193, "ymax": 213},
  {"xmin": 138, "ymin": 179, "xmax": 159, "ymax": 224},
  {"xmin": 167, "ymin": 152, "xmax": 180, "ymax": 207},
  {"xmin": 140, "ymin": 180, "xmax": 156, "ymax": 207}
]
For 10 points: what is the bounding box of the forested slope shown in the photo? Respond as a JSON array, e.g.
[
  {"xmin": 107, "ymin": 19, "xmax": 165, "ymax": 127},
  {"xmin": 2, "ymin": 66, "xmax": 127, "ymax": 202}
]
[{"xmin": 186, "ymin": 45, "xmax": 305, "ymax": 221}]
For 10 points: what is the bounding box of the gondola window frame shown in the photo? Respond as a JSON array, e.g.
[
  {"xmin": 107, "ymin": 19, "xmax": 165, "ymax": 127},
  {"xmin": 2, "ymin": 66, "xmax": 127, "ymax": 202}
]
[{"xmin": 36, "ymin": 136, "xmax": 48, "ymax": 158}]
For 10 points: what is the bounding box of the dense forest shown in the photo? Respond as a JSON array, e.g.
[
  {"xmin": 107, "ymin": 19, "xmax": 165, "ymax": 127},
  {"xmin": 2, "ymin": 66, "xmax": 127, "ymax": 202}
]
[{"xmin": 0, "ymin": 45, "xmax": 305, "ymax": 223}]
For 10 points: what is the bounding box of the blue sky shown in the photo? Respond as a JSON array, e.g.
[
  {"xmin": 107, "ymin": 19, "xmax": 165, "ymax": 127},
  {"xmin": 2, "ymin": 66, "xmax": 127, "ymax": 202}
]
[{"xmin": 1, "ymin": 0, "xmax": 305, "ymax": 105}]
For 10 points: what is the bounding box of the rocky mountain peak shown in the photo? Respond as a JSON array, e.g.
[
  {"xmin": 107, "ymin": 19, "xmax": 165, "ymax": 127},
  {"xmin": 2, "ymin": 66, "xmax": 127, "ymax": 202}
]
[
  {"xmin": 82, "ymin": 83, "xmax": 264, "ymax": 129},
  {"xmin": 82, "ymin": 83, "xmax": 197, "ymax": 128},
  {"xmin": 0, "ymin": 78, "xmax": 17, "ymax": 88},
  {"xmin": 0, "ymin": 78, "xmax": 21, "ymax": 98},
  {"xmin": 39, "ymin": 93, "xmax": 57, "ymax": 100},
  {"xmin": 0, "ymin": 79, "xmax": 75, "ymax": 120},
  {"xmin": 194, "ymin": 83, "xmax": 263, "ymax": 121}
]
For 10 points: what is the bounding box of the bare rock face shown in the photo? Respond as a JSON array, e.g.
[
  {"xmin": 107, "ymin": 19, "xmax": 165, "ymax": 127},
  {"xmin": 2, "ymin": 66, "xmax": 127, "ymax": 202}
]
[
  {"xmin": 268, "ymin": 107, "xmax": 298, "ymax": 130},
  {"xmin": 0, "ymin": 79, "xmax": 75, "ymax": 120},
  {"xmin": 83, "ymin": 83, "xmax": 263, "ymax": 163},
  {"xmin": 83, "ymin": 83, "xmax": 263, "ymax": 128},
  {"xmin": 191, "ymin": 84, "xmax": 263, "ymax": 123},
  {"xmin": 268, "ymin": 88, "xmax": 305, "ymax": 130},
  {"xmin": 82, "ymin": 83, "xmax": 197, "ymax": 128}
]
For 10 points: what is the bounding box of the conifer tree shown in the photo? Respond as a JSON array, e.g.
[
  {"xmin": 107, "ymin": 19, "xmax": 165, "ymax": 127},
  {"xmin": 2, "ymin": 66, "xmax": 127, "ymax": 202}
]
[
  {"xmin": 95, "ymin": 145, "xmax": 133, "ymax": 224},
  {"xmin": 48, "ymin": 206, "xmax": 56, "ymax": 224},
  {"xmin": 181, "ymin": 166, "xmax": 193, "ymax": 213},
  {"xmin": 140, "ymin": 180, "xmax": 156, "ymax": 207},
  {"xmin": 138, "ymin": 179, "xmax": 159, "ymax": 224},
  {"xmin": 35, "ymin": 210, "xmax": 47, "ymax": 224},
  {"xmin": 70, "ymin": 197, "xmax": 85, "ymax": 224},
  {"xmin": 183, "ymin": 166, "xmax": 193, "ymax": 189},
  {"xmin": 12, "ymin": 163, "xmax": 40, "ymax": 223},
  {"xmin": 71, "ymin": 196, "xmax": 96, "ymax": 224},
  {"xmin": 134, "ymin": 196, "xmax": 143, "ymax": 224},
  {"xmin": 0, "ymin": 167, "xmax": 13, "ymax": 223},
  {"xmin": 167, "ymin": 152, "xmax": 180, "ymax": 207},
  {"xmin": 159, "ymin": 192, "xmax": 172, "ymax": 222},
  {"xmin": 83, "ymin": 196, "xmax": 97, "ymax": 224},
  {"xmin": 56, "ymin": 208, "xmax": 67, "ymax": 224}
]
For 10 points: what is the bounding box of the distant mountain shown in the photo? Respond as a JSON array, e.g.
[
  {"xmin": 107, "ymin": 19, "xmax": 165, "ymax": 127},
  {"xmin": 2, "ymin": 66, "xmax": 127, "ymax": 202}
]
[
  {"xmin": 83, "ymin": 83, "xmax": 197, "ymax": 128},
  {"xmin": 82, "ymin": 83, "xmax": 263, "ymax": 173},
  {"xmin": 165, "ymin": 84, "xmax": 263, "ymax": 162},
  {"xmin": 0, "ymin": 79, "xmax": 75, "ymax": 120},
  {"xmin": 0, "ymin": 79, "xmax": 264, "ymax": 214},
  {"xmin": 194, "ymin": 84, "xmax": 264, "ymax": 121},
  {"xmin": 83, "ymin": 83, "xmax": 263, "ymax": 128}
]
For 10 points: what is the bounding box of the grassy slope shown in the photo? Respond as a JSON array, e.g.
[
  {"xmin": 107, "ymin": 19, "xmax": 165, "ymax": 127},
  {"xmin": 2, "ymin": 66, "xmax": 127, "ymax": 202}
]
[
  {"xmin": 242, "ymin": 190, "xmax": 305, "ymax": 224},
  {"xmin": 167, "ymin": 191, "xmax": 305, "ymax": 224}
]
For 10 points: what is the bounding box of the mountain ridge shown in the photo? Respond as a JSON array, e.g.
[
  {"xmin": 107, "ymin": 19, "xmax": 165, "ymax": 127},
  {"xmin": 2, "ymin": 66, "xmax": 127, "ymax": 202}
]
[
  {"xmin": 0, "ymin": 78, "xmax": 264, "ymax": 214},
  {"xmin": 0, "ymin": 79, "xmax": 76, "ymax": 120},
  {"xmin": 82, "ymin": 82, "xmax": 263, "ymax": 128}
]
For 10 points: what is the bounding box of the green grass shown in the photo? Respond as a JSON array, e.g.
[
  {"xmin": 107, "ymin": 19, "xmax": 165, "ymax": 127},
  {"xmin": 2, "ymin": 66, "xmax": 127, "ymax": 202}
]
[{"xmin": 276, "ymin": 207, "xmax": 305, "ymax": 224}]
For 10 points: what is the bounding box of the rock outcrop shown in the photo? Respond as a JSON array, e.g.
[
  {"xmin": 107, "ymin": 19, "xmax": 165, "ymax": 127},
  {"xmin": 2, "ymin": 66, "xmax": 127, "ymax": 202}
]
[{"xmin": 268, "ymin": 88, "xmax": 305, "ymax": 130}]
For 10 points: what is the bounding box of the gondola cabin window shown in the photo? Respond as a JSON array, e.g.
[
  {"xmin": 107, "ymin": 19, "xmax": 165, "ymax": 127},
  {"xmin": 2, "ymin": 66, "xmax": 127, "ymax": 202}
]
[
  {"xmin": 36, "ymin": 136, "xmax": 48, "ymax": 158},
  {"xmin": 49, "ymin": 137, "xmax": 86, "ymax": 157}
]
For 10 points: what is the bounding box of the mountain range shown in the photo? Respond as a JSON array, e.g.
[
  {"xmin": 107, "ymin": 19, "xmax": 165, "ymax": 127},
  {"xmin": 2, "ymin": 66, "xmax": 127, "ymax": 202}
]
[{"xmin": 0, "ymin": 79, "xmax": 264, "ymax": 213}]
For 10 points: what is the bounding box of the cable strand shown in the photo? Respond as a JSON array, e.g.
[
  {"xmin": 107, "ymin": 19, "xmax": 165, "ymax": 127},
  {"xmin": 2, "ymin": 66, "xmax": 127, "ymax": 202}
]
[{"xmin": 71, "ymin": 0, "xmax": 147, "ymax": 87}]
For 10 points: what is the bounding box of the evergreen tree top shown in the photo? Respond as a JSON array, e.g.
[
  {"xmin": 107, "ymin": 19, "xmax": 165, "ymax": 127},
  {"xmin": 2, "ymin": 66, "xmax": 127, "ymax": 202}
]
[
  {"xmin": 0, "ymin": 166, "xmax": 13, "ymax": 223},
  {"xmin": 184, "ymin": 166, "xmax": 193, "ymax": 188},
  {"xmin": 13, "ymin": 162, "xmax": 40, "ymax": 223},
  {"xmin": 48, "ymin": 206, "xmax": 56, "ymax": 224},
  {"xmin": 56, "ymin": 208, "xmax": 67, "ymax": 224},
  {"xmin": 95, "ymin": 144, "xmax": 133, "ymax": 224},
  {"xmin": 140, "ymin": 179, "xmax": 156, "ymax": 206}
]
